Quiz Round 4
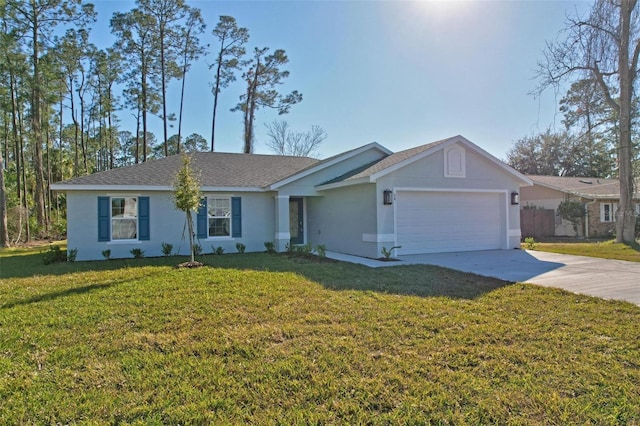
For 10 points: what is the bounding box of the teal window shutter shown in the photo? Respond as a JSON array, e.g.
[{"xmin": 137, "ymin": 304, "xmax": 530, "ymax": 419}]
[
  {"xmin": 232, "ymin": 197, "xmax": 242, "ymax": 238},
  {"xmin": 138, "ymin": 196, "xmax": 150, "ymax": 241},
  {"xmin": 197, "ymin": 197, "xmax": 207, "ymax": 239},
  {"xmin": 98, "ymin": 197, "xmax": 110, "ymax": 242}
]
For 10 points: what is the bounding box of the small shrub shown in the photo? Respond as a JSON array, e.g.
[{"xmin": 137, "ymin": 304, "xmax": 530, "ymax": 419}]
[
  {"xmin": 42, "ymin": 245, "xmax": 67, "ymax": 265},
  {"xmin": 381, "ymin": 246, "xmax": 401, "ymax": 259},
  {"xmin": 161, "ymin": 242, "xmax": 173, "ymax": 256},
  {"xmin": 285, "ymin": 242, "xmax": 293, "ymax": 252},
  {"xmin": 193, "ymin": 244, "xmax": 202, "ymax": 256},
  {"xmin": 264, "ymin": 241, "xmax": 276, "ymax": 253},
  {"xmin": 101, "ymin": 249, "xmax": 111, "ymax": 260},
  {"xmin": 315, "ymin": 244, "xmax": 327, "ymax": 258},
  {"xmin": 236, "ymin": 242, "xmax": 246, "ymax": 253},
  {"xmin": 67, "ymin": 248, "xmax": 78, "ymax": 262},
  {"xmin": 524, "ymin": 237, "xmax": 537, "ymax": 250},
  {"xmin": 213, "ymin": 246, "xmax": 225, "ymax": 255},
  {"xmin": 130, "ymin": 248, "xmax": 145, "ymax": 259},
  {"xmin": 296, "ymin": 243, "xmax": 313, "ymax": 254},
  {"xmin": 557, "ymin": 199, "xmax": 585, "ymax": 236}
]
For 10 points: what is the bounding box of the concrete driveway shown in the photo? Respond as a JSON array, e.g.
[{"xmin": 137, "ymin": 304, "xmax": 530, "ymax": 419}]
[{"xmin": 327, "ymin": 249, "xmax": 640, "ymax": 305}]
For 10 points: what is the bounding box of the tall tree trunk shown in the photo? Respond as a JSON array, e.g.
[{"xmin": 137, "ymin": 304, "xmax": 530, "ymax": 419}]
[
  {"xmin": 31, "ymin": 10, "xmax": 47, "ymax": 229},
  {"xmin": 211, "ymin": 54, "xmax": 223, "ymax": 152},
  {"xmin": 108, "ymin": 83, "xmax": 114, "ymax": 169},
  {"xmin": 142, "ymin": 108, "xmax": 148, "ymax": 162},
  {"xmin": 0, "ymin": 148, "xmax": 9, "ymax": 247},
  {"xmin": 616, "ymin": 0, "xmax": 637, "ymax": 243},
  {"xmin": 141, "ymin": 61, "xmax": 148, "ymax": 162},
  {"xmin": 2, "ymin": 113, "xmax": 8, "ymax": 165},
  {"xmin": 135, "ymin": 110, "xmax": 141, "ymax": 164},
  {"xmin": 79, "ymin": 78, "xmax": 88, "ymax": 174},
  {"xmin": 59, "ymin": 87, "xmax": 64, "ymax": 182},
  {"xmin": 177, "ymin": 48, "xmax": 189, "ymax": 155},
  {"xmin": 20, "ymin": 123, "xmax": 30, "ymax": 243},
  {"xmin": 242, "ymin": 72, "xmax": 258, "ymax": 154},
  {"xmin": 69, "ymin": 76, "xmax": 79, "ymax": 176},
  {"xmin": 160, "ymin": 30, "xmax": 169, "ymax": 157},
  {"xmin": 45, "ymin": 127, "xmax": 52, "ymax": 232},
  {"xmin": 9, "ymin": 66, "xmax": 21, "ymax": 200}
]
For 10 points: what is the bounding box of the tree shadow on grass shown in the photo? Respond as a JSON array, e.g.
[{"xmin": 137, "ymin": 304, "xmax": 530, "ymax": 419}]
[
  {"xmin": 0, "ymin": 249, "xmax": 187, "ymax": 279},
  {"xmin": 2, "ymin": 281, "xmax": 113, "ymax": 309},
  {"xmin": 625, "ymin": 241, "xmax": 640, "ymax": 251},
  {"xmin": 207, "ymin": 253, "xmax": 513, "ymax": 300},
  {"xmin": 1, "ymin": 250, "xmax": 512, "ymax": 301},
  {"xmin": 0, "ymin": 268, "xmax": 170, "ymax": 309}
]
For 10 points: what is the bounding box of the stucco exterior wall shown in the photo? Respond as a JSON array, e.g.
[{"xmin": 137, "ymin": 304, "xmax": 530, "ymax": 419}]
[
  {"xmin": 307, "ymin": 184, "xmax": 378, "ymax": 258},
  {"xmin": 66, "ymin": 190, "xmax": 275, "ymax": 261},
  {"xmin": 374, "ymin": 145, "xmax": 523, "ymax": 249}
]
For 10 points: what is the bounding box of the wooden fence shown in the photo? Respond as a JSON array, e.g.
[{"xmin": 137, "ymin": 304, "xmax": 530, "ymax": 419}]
[{"xmin": 520, "ymin": 209, "xmax": 555, "ymax": 239}]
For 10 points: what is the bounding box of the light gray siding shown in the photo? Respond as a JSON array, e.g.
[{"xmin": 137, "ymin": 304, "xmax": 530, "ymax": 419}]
[
  {"xmin": 307, "ymin": 184, "xmax": 379, "ymax": 258},
  {"xmin": 66, "ymin": 190, "xmax": 275, "ymax": 261}
]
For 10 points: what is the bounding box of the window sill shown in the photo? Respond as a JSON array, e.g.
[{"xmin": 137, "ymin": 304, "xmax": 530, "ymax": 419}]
[
  {"xmin": 205, "ymin": 236, "xmax": 235, "ymax": 241},
  {"xmin": 107, "ymin": 240, "xmax": 141, "ymax": 245}
]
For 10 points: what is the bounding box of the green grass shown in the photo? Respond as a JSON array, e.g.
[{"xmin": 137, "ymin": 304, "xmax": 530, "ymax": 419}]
[
  {"xmin": 1, "ymin": 245, "xmax": 640, "ymax": 424},
  {"xmin": 525, "ymin": 239, "xmax": 640, "ymax": 262}
]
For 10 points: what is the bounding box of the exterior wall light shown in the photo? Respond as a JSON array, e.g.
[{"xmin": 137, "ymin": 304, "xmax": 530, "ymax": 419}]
[
  {"xmin": 511, "ymin": 191, "xmax": 520, "ymax": 205},
  {"xmin": 383, "ymin": 189, "xmax": 393, "ymax": 205}
]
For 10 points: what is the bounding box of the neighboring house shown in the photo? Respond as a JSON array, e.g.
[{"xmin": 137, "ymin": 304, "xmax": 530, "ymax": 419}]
[
  {"xmin": 520, "ymin": 175, "xmax": 640, "ymax": 238},
  {"xmin": 51, "ymin": 135, "xmax": 530, "ymax": 261}
]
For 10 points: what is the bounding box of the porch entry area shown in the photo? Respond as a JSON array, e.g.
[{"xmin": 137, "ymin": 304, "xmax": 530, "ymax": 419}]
[{"xmin": 289, "ymin": 197, "xmax": 304, "ymax": 244}]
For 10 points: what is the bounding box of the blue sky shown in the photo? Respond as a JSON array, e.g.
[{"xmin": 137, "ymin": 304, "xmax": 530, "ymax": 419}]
[{"xmin": 91, "ymin": 0, "xmax": 589, "ymax": 160}]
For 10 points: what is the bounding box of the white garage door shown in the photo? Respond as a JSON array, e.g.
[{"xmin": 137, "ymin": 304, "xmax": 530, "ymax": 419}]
[{"xmin": 396, "ymin": 191, "xmax": 504, "ymax": 254}]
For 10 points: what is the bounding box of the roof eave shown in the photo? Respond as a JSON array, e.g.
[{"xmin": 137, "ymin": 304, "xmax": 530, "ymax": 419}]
[
  {"xmin": 50, "ymin": 184, "xmax": 265, "ymax": 192},
  {"xmin": 528, "ymin": 180, "xmax": 598, "ymax": 200},
  {"xmin": 315, "ymin": 177, "xmax": 371, "ymax": 191},
  {"xmin": 50, "ymin": 184, "xmax": 174, "ymax": 192}
]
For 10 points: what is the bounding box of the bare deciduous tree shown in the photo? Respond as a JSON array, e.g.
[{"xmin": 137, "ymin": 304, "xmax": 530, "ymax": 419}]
[
  {"xmin": 265, "ymin": 120, "xmax": 327, "ymax": 157},
  {"xmin": 537, "ymin": 0, "xmax": 639, "ymax": 242}
]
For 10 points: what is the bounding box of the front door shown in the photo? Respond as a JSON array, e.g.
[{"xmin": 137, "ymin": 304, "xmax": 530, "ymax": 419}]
[{"xmin": 289, "ymin": 197, "xmax": 304, "ymax": 244}]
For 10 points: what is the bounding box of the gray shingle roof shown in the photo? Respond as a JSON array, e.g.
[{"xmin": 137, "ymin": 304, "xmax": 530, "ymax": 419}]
[
  {"xmin": 54, "ymin": 152, "xmax": 319, "ymax": 188},
  {"xmin": 528, "ymin": 175, "xmax": 640, "ymax": 199}
]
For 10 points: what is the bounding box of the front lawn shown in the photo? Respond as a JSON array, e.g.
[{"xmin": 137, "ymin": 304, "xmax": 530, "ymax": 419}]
[
  {"xmin": 526, "ymin": 239, "xmax": 640, "ymax": 262},
  {"xmin": 1, "ymin": 246, "xmax": 639, "ymax": 424}
]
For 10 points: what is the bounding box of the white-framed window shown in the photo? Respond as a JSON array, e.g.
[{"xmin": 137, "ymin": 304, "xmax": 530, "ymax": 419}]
[
  {"xmin": 600, "ymin": 202, "xmax": 617, "ymax": 223},
  {"xmin": 111, "ymin": 197, "xmax": 138, "ymax": 240},
  {"xmin": 207, "ymin": 197, "xmax": 231, "ymax": 237}
]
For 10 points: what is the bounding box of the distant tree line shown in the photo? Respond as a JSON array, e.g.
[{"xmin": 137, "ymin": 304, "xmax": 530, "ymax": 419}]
[
  {"xmin": 507, "ymin": 77, "xmax": 638, "ymax": 179},
  {"xmin": 0, "ymin": 0, "xmax": 306, "ymax": 246}
]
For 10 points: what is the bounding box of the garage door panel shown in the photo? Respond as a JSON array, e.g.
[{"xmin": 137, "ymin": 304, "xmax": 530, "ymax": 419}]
[{"xmin": 396, "ymin": 191, "xmax": 503, "ymax": 254}]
